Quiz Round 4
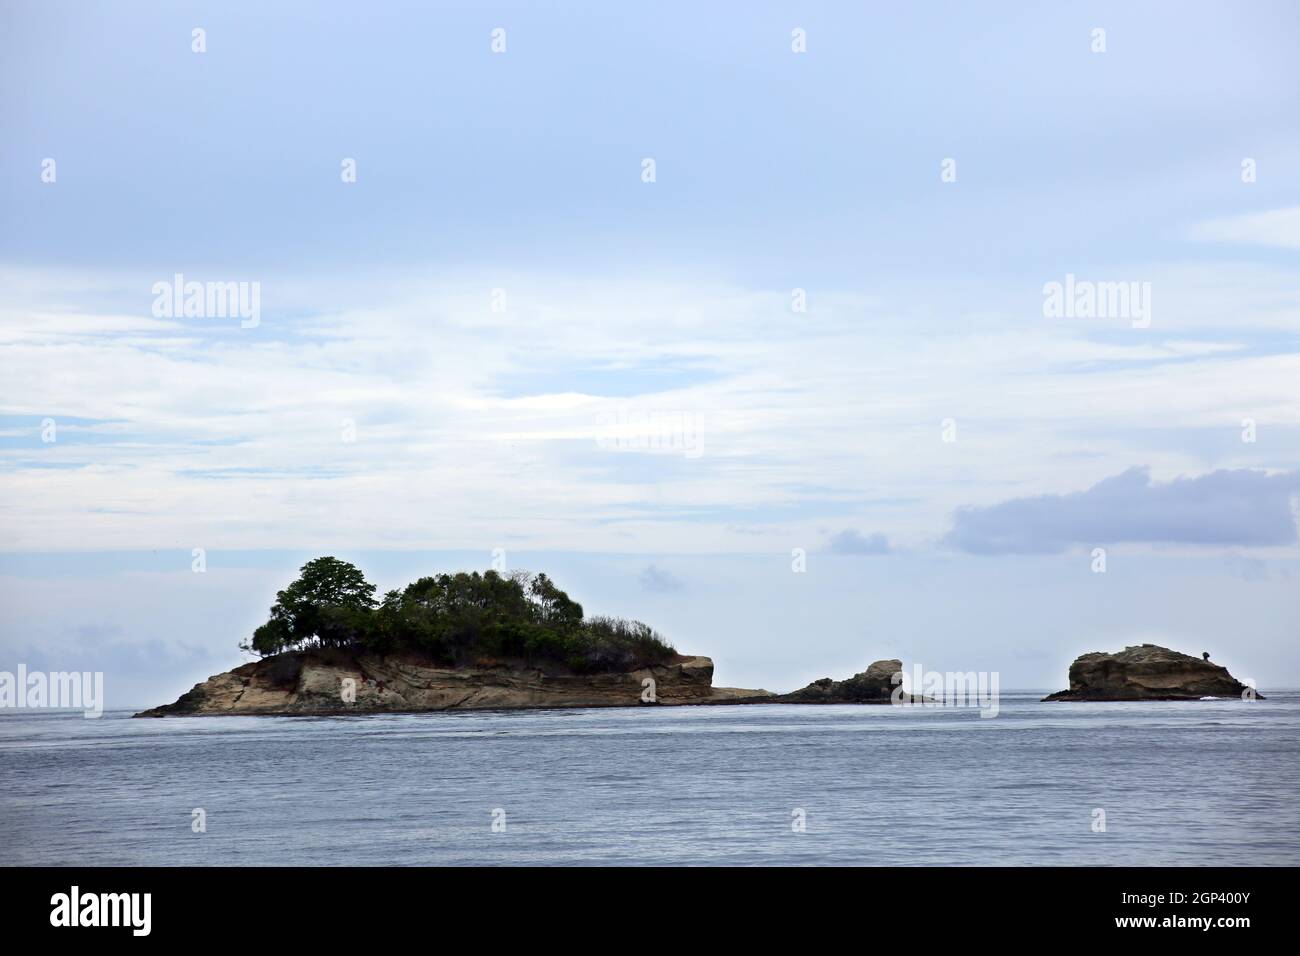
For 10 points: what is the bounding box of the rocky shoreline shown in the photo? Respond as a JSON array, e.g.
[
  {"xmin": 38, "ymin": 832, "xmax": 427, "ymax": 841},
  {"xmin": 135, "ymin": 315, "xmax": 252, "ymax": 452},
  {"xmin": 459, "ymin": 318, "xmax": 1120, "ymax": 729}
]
[
  {"xmin": 135, "ymin": 653, "xmax": 927, "ymax": 717},
  {"xmin": 137, "ymin": 644, "xmax": 1262, "ymax": 717},
  {"xmin": 135, "ymin": 652, "xmax": 766, "ymax": 717}
]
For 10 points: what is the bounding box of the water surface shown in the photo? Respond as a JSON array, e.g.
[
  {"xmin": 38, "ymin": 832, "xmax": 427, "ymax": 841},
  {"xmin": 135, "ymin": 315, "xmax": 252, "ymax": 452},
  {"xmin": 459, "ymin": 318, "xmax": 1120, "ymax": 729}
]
[{"xmin": 2, "ymin": 692, "xmax": 1296, "ymax": 865}]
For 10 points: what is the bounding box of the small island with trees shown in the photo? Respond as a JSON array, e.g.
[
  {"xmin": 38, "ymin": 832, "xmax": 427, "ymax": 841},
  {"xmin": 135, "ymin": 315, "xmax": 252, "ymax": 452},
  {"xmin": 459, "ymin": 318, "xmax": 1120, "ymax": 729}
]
[
  {"xmin": 137, "ymin": 557, "xmax": 1266, "ymax": 716},
  {"xmin": 241, "ymin": 556, "xmax": 678, "ymax": 675},
  {"xmin": 138, "ymin": 556, "xmax": 776, "ymax": 715}
]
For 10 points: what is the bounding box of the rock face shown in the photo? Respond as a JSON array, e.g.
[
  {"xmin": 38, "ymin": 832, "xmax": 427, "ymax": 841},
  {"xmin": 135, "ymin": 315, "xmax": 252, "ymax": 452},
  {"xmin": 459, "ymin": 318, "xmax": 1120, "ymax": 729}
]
[
  {"xmin": 778, "ymin": 659, "xmax": 919, "ymax": 704},
  {"xmin": 135, "ymin": 651, "xmax": 774, "ymax": 717},
  {"xmin": 1042, "ymin": 644, "xmax": 1262, "ymax": 701}
]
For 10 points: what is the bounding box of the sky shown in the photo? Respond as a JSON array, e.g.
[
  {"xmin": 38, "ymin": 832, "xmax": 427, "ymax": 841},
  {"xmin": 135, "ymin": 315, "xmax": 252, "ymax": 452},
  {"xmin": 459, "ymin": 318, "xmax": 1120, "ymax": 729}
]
[{"xmin": 1, "ymin": 1, "xmax": 1298, "ymax": 707}]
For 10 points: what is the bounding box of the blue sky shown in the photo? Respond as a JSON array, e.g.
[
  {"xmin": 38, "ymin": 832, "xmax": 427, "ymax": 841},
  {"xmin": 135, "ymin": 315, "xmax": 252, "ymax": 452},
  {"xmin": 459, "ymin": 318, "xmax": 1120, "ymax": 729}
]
[{"xmin": 2, "ymin": 1, "xmax": 1298, "ymax": 705}]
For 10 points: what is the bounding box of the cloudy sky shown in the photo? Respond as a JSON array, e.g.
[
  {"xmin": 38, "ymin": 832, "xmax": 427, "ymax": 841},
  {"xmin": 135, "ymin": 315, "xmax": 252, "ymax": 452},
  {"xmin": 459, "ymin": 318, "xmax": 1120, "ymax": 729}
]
[{"xmin": 2, "ymin": 1, "xmax": 1298, "ymax": 706}]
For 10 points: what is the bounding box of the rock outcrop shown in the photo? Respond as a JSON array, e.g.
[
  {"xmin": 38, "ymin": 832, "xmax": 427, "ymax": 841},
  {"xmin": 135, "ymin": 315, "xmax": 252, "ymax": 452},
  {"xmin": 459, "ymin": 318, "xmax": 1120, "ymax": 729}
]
[
  {"xmin": 778, "ymin": 659, "xmax": 923, "ymax": 704},
  {"xmin": 135, "ymin": 651, "xmax": 774, "ymax": 716},
  {"xmin": 1042, "ymin": 644, "xmax": 1262, "ymax": 701}
]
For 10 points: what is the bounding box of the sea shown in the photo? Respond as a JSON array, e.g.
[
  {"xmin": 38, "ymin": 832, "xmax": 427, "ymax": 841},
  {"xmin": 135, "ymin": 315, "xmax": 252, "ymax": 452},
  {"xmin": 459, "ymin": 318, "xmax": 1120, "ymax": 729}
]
[{"xmin": 2, "ymin": 691, "xmax": 1297, "ymax": 866}]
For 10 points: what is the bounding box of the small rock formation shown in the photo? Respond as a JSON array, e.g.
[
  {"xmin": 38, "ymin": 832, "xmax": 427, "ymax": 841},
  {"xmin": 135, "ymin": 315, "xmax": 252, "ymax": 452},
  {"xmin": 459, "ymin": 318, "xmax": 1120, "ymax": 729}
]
[
  {"xmin": 1042, "ymin": 644, "xmax": 1262, "ymax": 701},
  {"xmin": 135, "ymin": 651, "xmax": 773, "ymax": 716},
  {"xmin": 778, "ymin": 659, "xmax": 924, "ymax": 704}
]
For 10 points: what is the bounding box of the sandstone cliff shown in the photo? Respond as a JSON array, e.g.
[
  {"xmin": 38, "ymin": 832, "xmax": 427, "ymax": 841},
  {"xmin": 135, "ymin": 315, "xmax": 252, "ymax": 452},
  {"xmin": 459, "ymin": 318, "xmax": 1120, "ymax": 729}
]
[
  {"xmin": 1042, "ymin": 644, "xmax": 1262, "ymax": 701},
  {"xmin": 135, "ymin": 651, "xmax": 773, "ymax": 716}
]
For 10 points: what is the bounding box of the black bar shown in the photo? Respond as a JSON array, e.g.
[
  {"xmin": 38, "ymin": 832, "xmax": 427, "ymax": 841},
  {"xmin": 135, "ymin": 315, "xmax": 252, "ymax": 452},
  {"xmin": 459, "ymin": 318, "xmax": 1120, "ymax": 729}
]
[{"xmin": 0, "ymin": 866, "xmax": 1284, "ymax": 941}]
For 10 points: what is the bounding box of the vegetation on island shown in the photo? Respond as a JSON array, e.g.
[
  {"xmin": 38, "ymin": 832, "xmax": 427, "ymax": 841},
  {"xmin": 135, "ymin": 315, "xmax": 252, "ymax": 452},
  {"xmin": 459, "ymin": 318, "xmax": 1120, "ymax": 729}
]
[{"xmin": 240, "ymin": 556, "xmax": 677, "ymax": 674}]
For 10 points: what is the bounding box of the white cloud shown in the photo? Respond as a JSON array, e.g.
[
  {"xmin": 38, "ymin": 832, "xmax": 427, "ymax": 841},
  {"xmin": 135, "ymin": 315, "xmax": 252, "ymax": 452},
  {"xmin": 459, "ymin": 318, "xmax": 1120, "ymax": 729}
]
[
  {"xmin": 2, "ymin": 264, "xmax": 1299, "ymax": 555},
  {"xmin": 1189, "ymin": 205, "xmax": 1300, "ymax": 250}
]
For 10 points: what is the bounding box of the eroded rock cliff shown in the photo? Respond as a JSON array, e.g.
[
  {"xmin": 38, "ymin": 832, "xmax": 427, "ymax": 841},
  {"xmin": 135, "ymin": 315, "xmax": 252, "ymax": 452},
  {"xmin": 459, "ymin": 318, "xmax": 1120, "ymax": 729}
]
[
  {"xmin": 135, "ymin": 651, "xmax": 773, "ymax": 716},
  {"xmin": 1042, "ymin": 644, "xmax": 1262, "ymax": 701}
]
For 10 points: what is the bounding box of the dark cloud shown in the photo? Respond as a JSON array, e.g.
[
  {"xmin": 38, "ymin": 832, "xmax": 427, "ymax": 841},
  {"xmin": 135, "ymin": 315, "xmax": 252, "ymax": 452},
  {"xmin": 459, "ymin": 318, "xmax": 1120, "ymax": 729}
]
[
  {"xmin": 639, "ymin": 564, "xmax": 686, "ymax": 592},
  {"xmin": 828, "ymin": 529, "xmax": 892, "ymax": 555},
  {"xmin": 944, "ymin": 467, "xmax": 1300, "ymax": 554}
]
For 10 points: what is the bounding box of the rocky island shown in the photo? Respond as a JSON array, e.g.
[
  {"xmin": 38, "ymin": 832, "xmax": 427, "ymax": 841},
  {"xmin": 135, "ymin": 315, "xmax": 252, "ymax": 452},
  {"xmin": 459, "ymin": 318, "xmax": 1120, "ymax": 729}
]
[
  {"xmin": 136, "ymin": 556, "xmax": 931, "ymax": 717},
  {"xmin": 138, "ymin": 651, "xmax": 918, "ymax": 717},
  {"xmin": 136, "ymin": 649, "xmax": 772, "ymax": 716},
  {"xmin": 137, "ymin": 557, "xmax": 766, "ymax": 716},
  {"xmin": 138, "ymin": 558, "xmax": 1265, "ymax": 717},
  {"xmin": 777, "ymin": 658, "xmax": 916, "ymax": 703},
  {"xmin": 1042, "ymin": 643, "xmax": 1262, "ymax": 701}
]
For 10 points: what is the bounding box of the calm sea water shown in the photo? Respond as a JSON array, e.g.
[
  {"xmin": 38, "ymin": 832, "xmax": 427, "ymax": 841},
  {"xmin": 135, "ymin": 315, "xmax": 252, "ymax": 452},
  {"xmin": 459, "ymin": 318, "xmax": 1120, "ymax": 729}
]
[{"xmin": 2, "ymin": 692, "xmax": 1297, "ymax": 866}]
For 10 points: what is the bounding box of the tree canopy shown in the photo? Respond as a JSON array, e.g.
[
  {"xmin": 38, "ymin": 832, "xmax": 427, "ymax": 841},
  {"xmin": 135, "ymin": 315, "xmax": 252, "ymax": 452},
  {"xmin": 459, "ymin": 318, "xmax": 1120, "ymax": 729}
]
[{"xmin": 243, "ymin": 558, "xmax": 675, "ymax": 673}]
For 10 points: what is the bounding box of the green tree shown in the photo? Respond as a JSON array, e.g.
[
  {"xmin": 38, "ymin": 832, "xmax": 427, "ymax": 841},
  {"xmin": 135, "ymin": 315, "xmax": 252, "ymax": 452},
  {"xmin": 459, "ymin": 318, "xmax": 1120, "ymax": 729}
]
[
  {"xmin": 528, "ymin": 573, "xmax": 583, "ymax": 630},
  {"xmin": 246, "ymin": 557, "xmax": 377, "ymax": 656},
  {"xmin": 239, "ymin": 558, "xmax": 675, "ymax": 672}
]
